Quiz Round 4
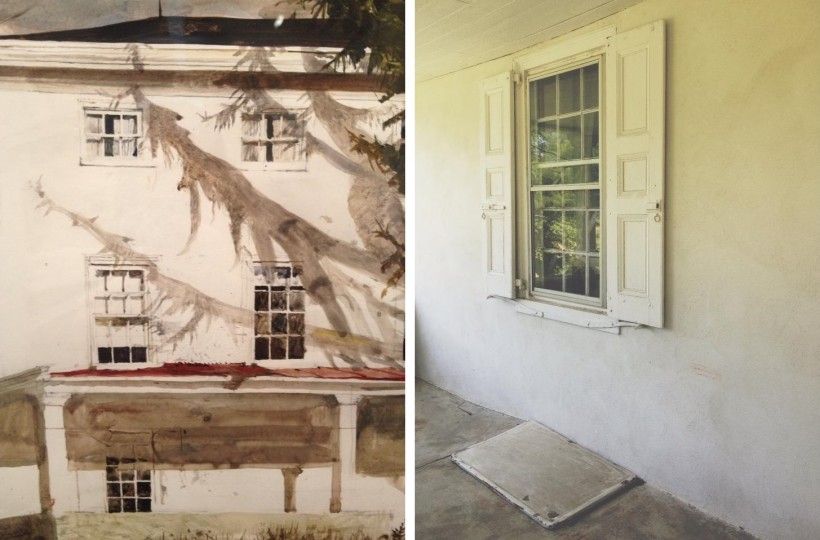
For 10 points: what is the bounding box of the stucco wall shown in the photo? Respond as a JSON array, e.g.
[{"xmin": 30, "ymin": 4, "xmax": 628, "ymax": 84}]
[{"xmin": 416, "ymin": 1, "xmax": 820, "ymax": 538}]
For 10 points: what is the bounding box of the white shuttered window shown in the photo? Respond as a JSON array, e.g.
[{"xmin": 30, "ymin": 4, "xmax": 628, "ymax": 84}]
[{"xmin": 481, "ymin": 21, "xmax": 665, "ymax": 329}]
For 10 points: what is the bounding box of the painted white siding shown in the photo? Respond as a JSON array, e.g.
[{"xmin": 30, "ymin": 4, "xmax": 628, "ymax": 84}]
[{"xmin": 0, "ymin": 465, "xmax": 40, "ymax": 518}]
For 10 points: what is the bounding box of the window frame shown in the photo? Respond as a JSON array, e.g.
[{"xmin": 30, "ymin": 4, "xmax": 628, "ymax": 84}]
[
  {"xmin": 79, "ymin": 105, "xmax": 155, "ymax": 168},
  {"xmin": 239, "ymin": 108, "xmax": 308, "ymax": 172},
  {"xmin": 522, "ymin": 56, "xmax": 606, "ymax": 310},
  {"xmin": 86, "ymin": 256, "xmax": 156, "ymax": 368}
]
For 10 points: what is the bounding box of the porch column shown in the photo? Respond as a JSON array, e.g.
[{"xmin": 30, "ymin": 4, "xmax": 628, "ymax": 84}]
[
  {"xmin": 330, "ymin": 392, "xmax": 360, "ymax": 513},
  {"xmin": 282, "ymin": 466, "xmax": 303, "ymax": 513},
  {"xmin": 42, "ymin": 392, "xmax": 74, "ymax": 517}
]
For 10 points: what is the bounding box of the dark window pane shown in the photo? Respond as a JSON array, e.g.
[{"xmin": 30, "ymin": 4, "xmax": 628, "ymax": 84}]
[
  {"xmin": 120, "ymin": 469, "xmax": 134, "ymax": 479},
  {"xmin": 270, "ymin": 337, "xmax": 287, "ymax": 359},
  {"xmin": 271, "ymin": 292, "xmax": 287, "ymax": 310},
  {"xmin": 288, "ymin": 313, "xmax": 305, "ymax": 336},
  {"xmin": 254, "ymin": 337, "xmax": 270, "ymax": 360},
  {"xmin": 564, "ymin": 211, "xmax": 586, "ymax": 252},
  {"xmin": 288, "ymin": 292, "xmax": 304, "ymax": 311},
  {"xmin": 266, "ymin": 115, "xmax": 274, "ymax": 139},
  {"xmin": 562, "ymin": 190, "xmax": 586, "ymax": 209},
  {"xmin": 582, "ymin": 64, "xmax": 599, "ymax": 109},
  {"xmin": 137, "ymin": 498, "xmax": 152, "ymax": 512},
  {"xmin": 276, "ymin": 266, "xmax": 291, "ymax": 279},
  {"xmin": 106, "ymin": 467, "xmax": 118, "ymax": 481},
  {"xmin": 271, "ymin": 313, "xmax": 288, "ymax": 334},
  {"xmin": 265, "ymin": 141, "xmax": 273, "ymax": 162},
  {"xmin": 543, "ymin": 210, "xmax": 562, "ymax": 251},
  {"xmin": 558, "ymin": 69, "xmax": 581, "ymax": 113},
  {"xmin": 289, "ymin": 337, "xmax": 305, "ymax": 359},
  {"xmin": 561, "ymin": 165, "xmax": 585, "ymax": 184},
  {"xmin": 583, "ymin": 112, "xmax": 599, "ymax": 158},
  {"xmin": 107, "ymin": 483, "xmax": 121, "ymax": 497},
  {"xmin": 137, "ymin": 482, "xmax": 151, "ymax": 497},
  {"xmin": 533, "ymin": 76, "xmax": 556, "ymax": 118},
  {"xmin": 113, "ymin": 347, "xmax": 131, "ymax": 363},
  {"xmin": 589, "ymin": 256, "xmax": 600, "ymax": 298},
  {"xmin": 565, "ymin": 255, "xmax": 586, "ymax": 295},
  {"xmin": 131, "ymin": 347, "xmax": 147, "ymax": 363},
  {"xmin": 104, "ymin": 137, "xmax": 115, "ymax": 157},
  {"xmin": 543, "ymin": 253, "xmax": 564, "ymax": 292},
  {"xmin": 588, "ymin": 211, "xmax": 601, "ymax": 253},
  {"xmin": 122, "ymin": 498, "xmax": 136, "ymax": 513},
  {"xmin": 139, "ymin": 470, "xmax": 151, "ymax": 481},
  {"xmin": 532, "ymin": 120, "xmax": 557, "ymax": 163},
  {"xmin": 559, "ymin": 115, "xmax": 582, "ymax": 160},
  {"xmin": 586, "ymin": 164, "xmax": 599, "ymax": 182},
  {"xmin": 254, "ymin": 288, "xmax": 269, "ymax": 311},
  {"xmin": 122, "ymin": 483, "xmax": 135, "ymax": 497},
  {"xmin": 254, "ymin": 313, "xmax": 271, "ymax": 336},
  {"xmin": 107, "ymin": 498, "xmax": 122, "ymax": 513},
  {"xmin": 104, "ymin": 115, "xmax": 115, "ymax": 134},
  {"xmin": 98, "ymin": 348, "xmax": 112, "ymax": 364}
]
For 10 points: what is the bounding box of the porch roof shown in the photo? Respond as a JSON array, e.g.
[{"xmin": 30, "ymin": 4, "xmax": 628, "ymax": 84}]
[{"xmin": 50, "ymin": 363, "xmax": 404, "ymax": 381}]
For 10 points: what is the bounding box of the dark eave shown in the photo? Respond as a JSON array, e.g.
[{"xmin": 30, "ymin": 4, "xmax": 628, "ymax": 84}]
[{"xmin": 0, "ymin": 16, "xmax": 348, "ymax": 48}]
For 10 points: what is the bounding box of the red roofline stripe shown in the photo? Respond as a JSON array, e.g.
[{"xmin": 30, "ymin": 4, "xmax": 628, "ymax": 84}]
[{"xmin": 50, "ymin": 363, "xmax": 404, "ymax": 382}]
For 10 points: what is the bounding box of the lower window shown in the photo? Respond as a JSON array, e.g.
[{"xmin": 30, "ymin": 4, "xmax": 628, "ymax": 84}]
[
  {"xmin": 254, "ymin": 263, "xmax": 306, "ymax": 360},
  {"xmin": 90, "ymin": 265, "xmax": 150, "ymax": 364},
  {"xmin": 106, "ymin": 457, "xmax": 152, "ymax": 513}
]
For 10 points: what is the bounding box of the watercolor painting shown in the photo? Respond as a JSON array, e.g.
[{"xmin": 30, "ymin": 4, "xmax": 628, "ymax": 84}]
[{"xmin": 0, "ymin": 1, "xmax": 405, "ymax": 538}]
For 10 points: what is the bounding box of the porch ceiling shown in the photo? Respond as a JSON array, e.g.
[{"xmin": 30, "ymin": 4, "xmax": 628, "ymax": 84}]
[{"xmin": 416, "ymin": 0, "xmax": 644, "ymax": 81}]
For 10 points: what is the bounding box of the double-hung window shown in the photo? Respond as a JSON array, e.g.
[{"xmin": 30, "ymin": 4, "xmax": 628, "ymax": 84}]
[
  {"xmin": 480, "ymin": 22, "xmax": 666, "ymax": 331},
  {"xmin": 83, "ymin": 109, "xmax": 143, "ymax": 163},
  {"xmin": 241, "ymin": 111, "xmax": 306, "ymax": 169}
]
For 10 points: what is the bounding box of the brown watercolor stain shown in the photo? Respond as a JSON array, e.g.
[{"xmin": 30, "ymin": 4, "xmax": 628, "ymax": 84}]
[{"xmin": 356, "ymin": 396, "xmax": 404, "ymax": 478}]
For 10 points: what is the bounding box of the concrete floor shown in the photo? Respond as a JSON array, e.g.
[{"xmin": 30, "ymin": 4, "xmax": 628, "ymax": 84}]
[{"xmin": 416, "ymin": 379, "xmax": 755, "ymax": 540}]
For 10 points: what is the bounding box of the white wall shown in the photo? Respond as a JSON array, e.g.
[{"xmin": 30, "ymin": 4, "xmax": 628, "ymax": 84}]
[
  {"xmin": 0, "ymin": 465, "xmax": 40, "ymax": 518},
  {"xmin": 0, "ymin": 81, "xmax": 402, "ymax": 376},
  {"xmin": 416, "ymin": 0, "xmax": 820, "ymax": 538}
]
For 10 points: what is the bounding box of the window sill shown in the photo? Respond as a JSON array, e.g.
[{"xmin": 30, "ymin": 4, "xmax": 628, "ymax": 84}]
[
  {"xmin": 514, "ymin": 298, "xmax": 631, "ymax": 334},
  {"xmin": 80, "ymin": 158, "xmax": 157, "ymax": 168},
  {"xmin": 239, "ymin": 161, "xmax": 308, "ymax": 173}
]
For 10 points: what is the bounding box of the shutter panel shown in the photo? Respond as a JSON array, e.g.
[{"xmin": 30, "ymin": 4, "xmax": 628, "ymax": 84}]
[
  {"xmin": 480, "ymin": 71, "xmax": 515, "ymax": 298},
  {"xmin": 605, "ymin": 21, "xmax": 665, "ymax": 327}
]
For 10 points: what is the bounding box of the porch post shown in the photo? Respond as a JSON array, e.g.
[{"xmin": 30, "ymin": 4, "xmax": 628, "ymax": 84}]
[
  {"xmin": 330, "ymin": 392, "xmax": 360, "ymax": 513},
  {"xmin": 42, "ymin": 392, "xmax": 74, "ymax": 517},
  {"xmin": 282, "ymin": 466, "xmax": 303, "ymax": 512}
]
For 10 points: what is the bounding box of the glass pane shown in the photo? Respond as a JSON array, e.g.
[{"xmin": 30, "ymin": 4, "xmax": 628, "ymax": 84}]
[
  {"xmin": 288, "ymin": 313, "xmax": 305, "ymax": 336},
  {"xmin": 104, "ymin": 115, "xmax": 116, "ymax": 134},
  {"xmin": 582, "ymin": 64, "xmax": 599, "ymax": 109},
  {"xmin": 542, "ymin": 210, "xmax": 562, "ymax": 250},
  {"xmin": 589, "ymin": 256, "xmax": 600, "ymax": 298},
  {"xmin": 532, "ymin": 76, "xmax": 557, "ymax": 118},
  {"xmin": 588, "ymin": 210, "xmax": 601, "ymax": 253},
  {"xmin": 255, "ymin": 337, "xmax": 270, "ymax": 360},
  {"xmin": 531, "ymin": 167, "xmax": 559, "ymax": 186},
  {"xmin": 86, "ymin": 139, "xmax": 102, "ymax": 158},
  {"xmin": 128, "ymin": 321, "xmax": 147, "ymax": 346},
  {"xmin": 542, "ymin": 252, "xmax": 564, "ymax": 292},
  {"xmin": 86, "ymin": 114, "xmax": 102, "ymax": 134},
  {"xmin": 562, "ymin": 165, "xmax": 585, "ymax": 184},
  {"xmin": 532, "ymin": 120, "xmax": 557, "ymax": 163},
  {"xmin": 271, "ymin": 292, "xmax": 287, "ymax": 311},
  {"xmin": 271, "ymin": 313, "xmax": 287, "ymax": 335},
  {"xmin": 559, "ymin": 115, "xmax": 582, "ymax": 160},
  {"xmin": 564, "ymin": 211, "xmax": 586, "ymax": 252},
  {"xmin": 124, "ymin": 271, "xmax": 143, "ymax": 292},
  {"xmin": 558, "ymin": 69, "xmax": 581, "ymax": 114},
  {"xmin": 254, "ymin": 288, "xmax": 269, "ymax": 311},
  {"xmin": 98, "ymin": 347, "xmax": 113, "ymax": 364},
  {"xmin": 266, "ymin": 115, "xmax": 275, "ymax": 139},
  {"xmin": 131, "ymin": 347, "xmax": 147, "ymax": 363},
  {"xmin": 270, "ymin": 337, "xmax": 287, "ymax": 359},
  {"xmin": 586, "ymin": 164, "xmax": 599, "ymax": 182},
  {"xmin": 113, "ymin": 347, "xmax": 131, "ymax": 363},
  {"xmin": 122, "ymin": 138, "xmax": 138, "ymax": 158},
  {"xmin": 110, "ymin": 322, "xmax": 129, "ymax": 347},
  {"xmin": 123, "ymin": 115, "xmax": 138, "ymax": 134},
  {"xmin": 255, "ymin": 313, "xmax": 271, "ymax": 335},
  {"xmin": 103, "ymin": 137, "xmax": 116, "ymax": 157},
  {"xmin": 273, "ymin": 141, "xmax": 298, "ymax": 161},
  {"xmin": 242, "ymin": 143, "xmax": 259, "ymax": 161},
  {"xmin": 289, "ymin": 291, "xmax": 305, "ymax": 311},
  {"xmin": 564, "ymin": 255, "xmax": 586, "ymax": 295},
  {"xmin": 583, "ymin": 112, "xmax": 599, "ymax": 158},
  {"xmin": 562, "ymin": 190, "xmax": 586, "ymax": 209},
  {"xmin": 242, "ymin": 114, "xmax": 261, "ymax": 137},
  {"xmin": 289, "ymin": 337, "xmax": 305, "ymax": 359}
]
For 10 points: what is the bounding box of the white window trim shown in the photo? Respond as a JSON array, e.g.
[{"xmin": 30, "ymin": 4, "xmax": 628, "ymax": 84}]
[
  {"xmin": 78, "ymin": 101, "xmax": 157, "ymax": 168},
  {"xmin": 238, "ymin": 108, "xmax": 309, "ymax": 172},
  {"xmin": 511, "ymin": 27, "xmax": 616, "ymax": 332}
]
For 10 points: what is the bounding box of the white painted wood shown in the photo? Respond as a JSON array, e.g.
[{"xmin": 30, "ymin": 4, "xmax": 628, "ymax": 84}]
[
  {"xmin": 416, "ymin": 0, "xmax": 642, "ymax": 81},
  {"xmin": 514, "ymin": 299, "xmax": 624, "ymax": 335},
  {"xmin": 604, "ymin": 21, "xmax": 665, "ymax": 327},
  {"xmin": 481, "ymin": 71, "xmax": 515, "ymax": 298}
]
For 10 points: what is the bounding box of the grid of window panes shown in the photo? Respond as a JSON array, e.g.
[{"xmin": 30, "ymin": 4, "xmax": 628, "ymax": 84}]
[
  {"xmin": 529, "ymin": 62, "xmax": 601, "ymax": 300},
  {"xmin": 92, "ymin": 268, "xmax": 149, "ymax": 364},
  {"xmin": 106, "ymin": 457, "xmax": 152, "ymax": 513},
  {"xmin": 85, "ymin": 111, "xmax": 141, "ymax": 159},
  {"xmin": 242, "ymin": 111, "xmax": 305, "ymax": 163},
  {"xmin": 254, "ymin": 264, "xmax": 306, "ymax": 360}
]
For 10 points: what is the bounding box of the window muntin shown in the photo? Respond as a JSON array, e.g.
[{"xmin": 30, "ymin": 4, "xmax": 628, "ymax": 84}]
[
  {"xmin": 254, "ymin": 263, "xmax": 306, "ymax": 360},
  {"xmin": 91, "ymin": 267, "xmax": 149, "ymax": 364},
  {"xmin": 241, "ymin": 111, "xmax": 305, "ymax": 163},
  {"xmin": 106, "ymin": 457, "xmax": 152, "ymax": 513},
  {"xmin": 528, "ymin": 61, "xmax": 602, "ymax": 304},
  {"xmin": 84, "ymin": 110, "xmax": 142, "ymax": 159}
]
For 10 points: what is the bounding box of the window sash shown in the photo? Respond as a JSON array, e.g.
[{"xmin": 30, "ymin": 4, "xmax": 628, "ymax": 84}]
[{"xmin": 524, "ymin": 57, "xmax": 604, "ymax": 308}]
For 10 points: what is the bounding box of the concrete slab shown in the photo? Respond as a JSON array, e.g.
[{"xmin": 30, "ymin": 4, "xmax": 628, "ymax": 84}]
[
  {"xmin": 415, "ymin": 379, "xmax": 521, "ymax": 467},
  {"xmin": 453, "ymin": 421, "xmax": 637, "ymax": 529},
  {"xmin": 417, "ymin": 379, "xmax": 756, "ymax": 540}
]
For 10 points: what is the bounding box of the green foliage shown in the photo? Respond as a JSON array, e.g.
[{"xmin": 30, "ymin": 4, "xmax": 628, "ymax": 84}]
[{"xmin": 299, "ymin": 0, "xmax": 405, "ymax": 99}]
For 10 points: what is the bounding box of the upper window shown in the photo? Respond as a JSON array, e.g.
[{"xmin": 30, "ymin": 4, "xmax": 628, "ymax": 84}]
[
  {"xmin": 253, "ymin": 262, "xmax": 306, "ymax": 361},
  {"xmin": 90, "ymin": 263, "xmax": 150, "ymax": 365},
  {"xmin": 241, "ymin": 111, "xmax": 306, "ymax": 165},
  {"xmin": 83, "ymin": 109, "xmax": 143, "ymax": 162},
  {"xmin": 528, "ymin": 62, "xmax": 601, "ymax": 305}
]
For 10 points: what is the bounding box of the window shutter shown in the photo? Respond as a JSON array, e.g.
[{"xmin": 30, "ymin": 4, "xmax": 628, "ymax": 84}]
[
  {"xmin": 604, "ymin": 21, "xmax": 665, "ymax": 327},
  {"xmin": 480, "ymin": 71, "xmax": 515, "ymax": 298}
]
